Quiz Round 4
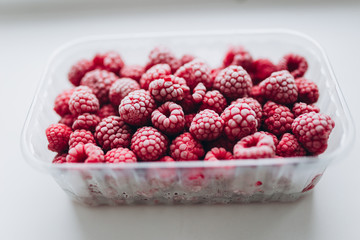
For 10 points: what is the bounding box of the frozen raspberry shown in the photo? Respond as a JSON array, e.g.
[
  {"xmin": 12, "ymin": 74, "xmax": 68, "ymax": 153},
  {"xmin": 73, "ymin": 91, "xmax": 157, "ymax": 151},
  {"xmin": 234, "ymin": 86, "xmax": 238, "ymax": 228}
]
[
  {"xmin": 66, "ymin": 143, "xmax": 105, "ymax": 163},
  {"xmin": 292, "ymin": 112, "xmax": 335, "ymax": 155},
  {"xmin": 93, "ymin": 51, "xmax": 124, "ymax": 74},
  {"xmin": 295, "ymin": 78, "xmax": 319, "ymax": 104},
  {"xmin": 159, "ymin": 156, "xmax": 175, "ymax": 162},
  {"xmin": 46, "ymin": 123, "xmax": 72, "ymax": 153},
  {"xmin": 220, "ymin": 103, "xmax": 258, "ymax": 141},
  {"xmin": 232, "ymin": 97, "xmax": 262, "ymax": 127},
  {"xmin": 140, "ymin": 64, "xmax": 171, "ymax": 90},
  {"xmin": 223, "ymin": 46, "xmax": 253, "ymax": 70},
  {"xmin": 259, "ymin": 70, "xmax": 298, "ymax": 105},
  {"xmin": 151, "ymin": 102, "xmax": 185, "ymax": 135},
  {"xmin": 292, "ymin": 102, "xmax": 320, "ymax": 118},
  {"xmin": 205, "ymin": 136, "xmax": 235, "ymax": 152},
  {"xmin": 149, "ymin": 75, "xmax": 189, "ymax": 103},
  {"xmin": 170, "ymin": 132, "xmax": 205, "ymax": 161},
  {"xmin": 72, "ymin": 113, "xmax": 100, "ymax": 132},
  {"xmin": 192, "ymin": 82, "xmax": 206, "ymax": 103},
  {"xmin": 68, "ymin": 59, "xmax": 94, "ymax": 86},
  {"xmin": 262, "ymin": 101, "xmax": 294, "ymax": 136},
  {"xmin": 204, "ymin": 147, "xmax": 233, "ymax": 161},
  {"xmin": 105, "ymin": 147, "xmax": 137, "ymax": 163},
  {"xmin": 276, "ymin": 133, "xmax": 306, "ymax": 157},
  {"xmin": 278, "ymin": 53, "xmax": 308, "ymax": 78},
  {"xmin": 190, "ymin": 109, "xmax": 224, "ymax": 141},
  {"xmin": 131, "ymin": 127, "xmax": 168, "ymax": 161},
  {"xmin": 251, "ymin": 58, "xmax": 277, "ymax": 84},
  {"xmin": 179, "ymin": 93, "xmax": 198, "ymax": 114},
  {"xmin": 109, "ymin": 78, "xmax": 140, "ymax": 106},
  {"xmin": 233, "ymin": 132, "xmax": 276, "ymax": 159},
  {"xmin": 69, "ymin": 129, "xmax": 96, "ymax": 149},
  {"xmin": 58, "ymin": 114, "xmax": 75, "ymax": 127},
  {"xmin": 180, "ymin": 54, "xmax": 195, "ymax": 65},
  {"xmin": 95, "ymin": 116, "xmax": 132, "ymax": 151},
  {"xmin": 200, "ymin": 90, "xmax": 227, "ymax": 114},
  {"xmin": 257, "ymin": 131, "xmax": 279, "ymax": 146},
  {"xmin": 210, "ymin": 67, "xmax": 222, "ymax": 83},
  {"xmin": 69, "ymin": 86, "xmax": 99, "ymax": 115},
  {"xmin": 54, "ymin": 89, "xmax": 74, "ymax": 117},
  {"xmin": 80, "ymin": 69, "xmax": 118, "ymax": 104},
  {"xmin": 213, "ymin": 65, "xmax": 252, "ymax": 100},
  {"xmin": 118, "ymin": 90, "xmax": 156, "ymax": 126},
  {"xmin": 52, "ymin": 153, "xmax": 67, "ymax": 164},
  {"xmin": 174, "ymin": 59, "xmax": 212, "ymax": 89},
  {"xmin": 184, "ymin": 113, "xmax": 196, "ymax": 131},
  {"xmin": 145, "ymin": 46, "xmax": 181, "ymax": 72},
  {"xmin": 119, "ymin": 64, "xmax": 144, "ymax": 81},
  {"xmin": 250, "ymin": 85, "xmax": 265, "ymax": 105},
  {"xmin": 98, "ymin": 104, "xmax": 118, "ymax": 119}
]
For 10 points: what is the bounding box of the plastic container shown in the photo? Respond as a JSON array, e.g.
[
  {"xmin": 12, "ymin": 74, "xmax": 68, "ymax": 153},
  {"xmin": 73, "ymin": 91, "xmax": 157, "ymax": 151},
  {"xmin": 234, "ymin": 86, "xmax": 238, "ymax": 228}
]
[{"xmin": 21, "ymin": 29, "xmax": 354, "ymax": 206}]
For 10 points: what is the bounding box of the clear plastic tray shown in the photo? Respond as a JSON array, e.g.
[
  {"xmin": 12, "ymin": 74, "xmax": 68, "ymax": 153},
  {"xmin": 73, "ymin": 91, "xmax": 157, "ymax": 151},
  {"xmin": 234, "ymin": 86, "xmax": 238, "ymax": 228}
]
[{"xmin": 21, "ymin": 29, "xmax": 354, "ymax": 206}]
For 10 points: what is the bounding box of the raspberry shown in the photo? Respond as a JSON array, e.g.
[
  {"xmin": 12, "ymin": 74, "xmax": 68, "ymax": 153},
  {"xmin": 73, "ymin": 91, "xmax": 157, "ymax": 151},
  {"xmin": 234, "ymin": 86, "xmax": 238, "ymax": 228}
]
[
  {"xmin": 259, "ymin": 70, "xmax": 298, "ymax": 105},
  {"xmin": 189, "ymin": 109, "xmax": 224, "ymax": 141},
  {"xmin": 145, "ymin": 46, "xmax": 181, "ymax": 72},
  {"xmin": 93, "ymin": 51, "xmax": 124, "ymax": 74},
  {"xmin": 109, "ymin": 78, "xmax": 140, "ymax": 106},
  {"xmin": 251, "ymin": 58, "xmax": 277, "ymax": 84},
  {"xmin": 233, "ymin": 132, "xmax": 276, "ymax": 159},
  {"xmin": 213, "ymin": 65, "xmax": 252, "ymax": 100},
  {"xmin": 231, "ymin": 97, "xmax": 262, "ymax": 127},
  {"xmin": 159, "ymin": 156, "xmax": 175, "ymax": 162},
  {"xmin": 220, "ymin": 103, "xmax": 258, "ymax": 141},
  {"xmin": 192, "ymin": 83, "xmax": 206, "ymax": 103},
  {"xmin": 69, "ymin": 86, "xmax": 99, "ymax": 116},
  {"xmin": 68, "ymin": 59, "xmax": 94, "ymax": 86},
  {"xmin": 131, "ymin": 127, "xmax": 168, "ymax": 161},
  {"xmin": 262, "ymin": 101, "xmax": 294, "ymax": 136},
  {"xmin": 54, "ymin": 89, "xmax": 74, "ymax": 117},
  {"xmin": 46, "ymin": 123, "xmax": 72, "ymax": 153},
  {"xmin": 52, "ymin": 153, "xmax": 67, "ymax": 164},
  {"xmin": 69, "ymin": 129, "xmax": 96, "ymax": 149},
  {"xmin": 223, "ymin": 46, "xmax": 253, "ymax": 70},
  {"xmin": 184, "ymin": 113, "xmax": 196, "ymax": 131},
  {"xmin": 140, "ymin": 64, "xmax": 171, "ymax": 90},
  {"xmin": 179, "ymin": 93, "xmax": 198, "ymax": 114},
  {"xmin": 292, "ymin": 112, "xmax": 335, "ymax": 155},
  {"xmin": 72, "ymin": 113, "xmax": 101, "ymax": 132},
  {"xmin": 210, "ymin": 67, "xmax": 222, "ymax": 83},
  {"xmin": 200, "ymin": 90, "xmax": 227, "ymax": 114},
  {"xmin": 257, "ymin": 131, "xmax": 279, "ymax": 146},
  {"xmin": 204, "ymin": 147, "xmax": 233, "ymax": 161},
  {"xmin": 292, "ymin": 102, "xmax": 320, "ymax": 118},
  {"xmin": 278, "ymin": 53, "xmax": 308, "ymax": 78},
  {"xmin": 66, "ymin": 143, "xmax": 105, "ymax": 163},
  {"xmin": 295, "ymin": 78, "xmax": 319, "ymax": 104},
  {"xmin": 276, "ymin": 133, "xmax": 306, "ymax": 157},
  {"xmin": 205, "ymin": 136, "xmax": 235, "ymax": 152},
  {"xmin": 180, "ymin": 54, "xmax": 195, "ymax": 65},
  {"xmin": 81, "ymin": 69, "xmax": 118, "ymax": 104},
  {"xmin": 95, "ymin": 116, "xmax": 132, "ymax": 151},
  {"xmin": 151, "ymin": 102, "xmax": 185, "ymax": 135},
  {"xmin": 149, "ymin": 75, "xmax": 189, "ymax": 103},
  {"xmin": 170, "ymin": 132, "xmax": 205, "ymax": 161},
  {"xmin": 119, "ymin": 64, "xmax": 144, "ymax": 81},
  {"xmin": 250, "ymin": 85, "xmax": 265, "ymax": 105},
  {"xmin": 58, "ymin": 114, "xmax": 75, "ymax": 127},
  {"xmin": 118, "ymin": 90, "xmax": 156, "ymax": 126},
  {"xmin": 174, "ymin": 59, "xmax": 212, "ymax": 89},
  {"xmin": 98, "ymin": 104, "xmax": 118, "ymax": 119},
  {"xmin": 105, "ymin": 147, "xmax": 137, "ymax": 163}
]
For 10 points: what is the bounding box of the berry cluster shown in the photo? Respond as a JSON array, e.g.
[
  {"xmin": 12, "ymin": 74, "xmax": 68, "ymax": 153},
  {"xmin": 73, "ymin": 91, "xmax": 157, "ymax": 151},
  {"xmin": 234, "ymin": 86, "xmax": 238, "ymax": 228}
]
[{"xmin": 46, "ymin": 46, "xmax": 334, "ymax": 165}]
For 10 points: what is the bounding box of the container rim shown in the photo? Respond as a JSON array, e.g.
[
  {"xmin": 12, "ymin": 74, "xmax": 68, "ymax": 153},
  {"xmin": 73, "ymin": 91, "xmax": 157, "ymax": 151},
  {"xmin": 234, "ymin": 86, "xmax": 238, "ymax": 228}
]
[{"xmin": 20, "ymin": 28, "xmax": 355, "ymax": 172}]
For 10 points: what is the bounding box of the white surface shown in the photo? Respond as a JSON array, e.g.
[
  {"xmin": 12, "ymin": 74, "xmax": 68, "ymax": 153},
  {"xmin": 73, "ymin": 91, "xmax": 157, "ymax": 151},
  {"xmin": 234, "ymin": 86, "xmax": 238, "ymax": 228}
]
[{"xmin": 0, "ymin": 0, "xmax": 359, "ymax": 239}]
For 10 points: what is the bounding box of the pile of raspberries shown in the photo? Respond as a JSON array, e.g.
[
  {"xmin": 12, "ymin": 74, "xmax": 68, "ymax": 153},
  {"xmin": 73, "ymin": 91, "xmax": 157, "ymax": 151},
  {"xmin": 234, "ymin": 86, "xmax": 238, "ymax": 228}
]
[{"xmin": 46, "ymin": 46, "xmax": 335, "ymax": 164}]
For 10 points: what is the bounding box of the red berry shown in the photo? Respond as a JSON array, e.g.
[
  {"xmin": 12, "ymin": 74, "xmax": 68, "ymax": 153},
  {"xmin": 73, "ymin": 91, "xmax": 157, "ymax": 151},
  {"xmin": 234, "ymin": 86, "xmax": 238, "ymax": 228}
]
[
  {"xmin": 105, "ymin": 147, "xmax": 137, "ymax": 163},
  {"xmin": 180, "ymin": 54, "xmax": 195, "ymax": 65},
  {"xmin": 68, "ymin": 59, "xmax": 94, "ymax": 86},
  {"xmin": 192, "ymin": 82, "xmax": 206, "ymax": 103},
  {"xmin": 292, "ymin": 102, "xmax": 320, "ymax": 118},
  {"xmin": 222, "ymin": 46, "xmax": 253, "ymax": 70},
  {"xmin": 295, "ymin": 78, "xmax": 319, "ymax": 104},
  {"xmin": 69, "ymin": 129, "xmax": 96, "ymax": 149},
  {"xmin": 251, "ymin": 58, "xmax": 277, "ymax": 84},
  {"xmin": 257, "ymin": 131, "xmax": 279, "ymax": 146},
  {"xmin": 200, "ymin": 90, "xmax": 227, "ymax": 114},
  {"xmin": 131, "ymin": 127, "xmax": 168, "ymax": 161},
  {"xmin": 174, "ymin": 59, "xmax": 212, "ymax": 89},
  {"xmin": 179, "ymin": 93, "xmax": 198, "ymax": 114},
  {"xmin": 233, "ymin": 132, "xmax": 276, "ymax": 159},
  {"xmin": 151, "ymin": 102, "xmax": 185, "ymax": 135},
  {"xmin": 72, "ymin": 113, "xmax": 101, "ymax": 132},
  {"xmin": 145, "ymin": 46, "xmax": 181, "ymax": 72},
  {"xmin": 231, "ymin": 97, "xmax": 262, "ymax": 128},
  {"xmin": 259, "ymin": 70, "xmax": 298, "ymax": 105},
  {"xmin": 210, "ymin": 67, "xmax": 222, "ymax": 83},
  {"xmin": 52, "ymin": 153, "xmax": 67, "ymax": 164},
  {"xmin": 46, "ymin": 123, "xmax": 72, "ymax": 153},
  {"xmin": 292, "ymin": 112, "xmax": 335, "ymax": 155},
  {"xmin": 170, "ymin": 132, "xmax": 205, "ymax": 161},
  {"xmin": 69, "ymin": 86, "xmax": 99, "ymax": 115},
  {"xmin": 250, "ymin": 85, "xmax": 265, "ymax": 105},
  {"xmin": 109, "ymin": 78, "xmax": 140, "ymax": 106},
  {"xmin": 58, "ymin": 114, "xmax": 75, "ymax": 127},
  {"xmin": 184, "ymin": 113, "xmax": 196, "ymax": 131},
  {"xmin": 54, "ymin": 89, "xmax": 74, "ymax": 117},
  {"xmin": 118, "ymin": 90, "xmax": 156, "ymax": 126},
  {"xmin": 93, "ymin": 51, "xmax": 124, "ymax": 74},
  {"xmin": 205, "ymin": 136, "xmax": 236, "ymax": 152},
  {"xmin": 220, "ymin": 103, "xmax": 258, "ymax": 141},
  {"xmin": 94, "ymin": 116, "xmax": 133, "ymax": 151},
  {"xmin": 204, "ymin": 147, "xmax": 233, "ymax": 161},
  {"xmin": 149, "ymin": 75, "xmax": 189, "ymax": 103},
  {"xmin": 146, "ymin": 156, "xmax": 177, "ymax": 190},
  {"xmin": 276, "ymin": 133, "xmax": 306, "ymax": 157},
  {"xmin": 213, "ymin": 65, "xmax": 252, "ymax": 100},
  {"xmin": 98, "ymin": 104, "xmax": 118, "ymax": 119},
  {"xmin": 262, "ymin": 101, "xmax": 294, "ymax": 136},
  {"xmin": 66, "ymin": 143, "xmax": 105, "ymax": 163},
  {"xmin": 119, "ymin": 64, "xmax": 144, "ymax": 81},
  {"xmin": 140, "ymin": 64, "xmax": 171, "ymax": 90},
  {"xmin": 278, "ymin": 53, "xmax": 308, "ymax": 78},
  {"xmin": 190, "ymin": 109, "xmax": 224, "ymax": 141}
]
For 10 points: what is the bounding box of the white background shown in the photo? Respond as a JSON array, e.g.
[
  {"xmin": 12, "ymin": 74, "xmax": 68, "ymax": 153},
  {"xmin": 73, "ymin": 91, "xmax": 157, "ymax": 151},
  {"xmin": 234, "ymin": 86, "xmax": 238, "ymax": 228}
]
[{"xmin": 1, "ymin": 0, "xmax": 359, "ymax": 239}]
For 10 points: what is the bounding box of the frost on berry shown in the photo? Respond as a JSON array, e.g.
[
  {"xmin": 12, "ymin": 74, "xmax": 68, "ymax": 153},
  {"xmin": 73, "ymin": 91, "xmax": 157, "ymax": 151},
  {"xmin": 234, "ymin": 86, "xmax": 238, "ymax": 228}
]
[
  {"xmin": 262, "ymin": 101, "xmax": 294, "ymax": 136},
  {"xmin": 54, "ymin": 88, "xmax": 74, "ymax": 117},
  {"xmin": 292, "ymin": 102, "xmax": 320, "ymax": 118},
  {"xmin": 105, "ymin": 147, "xmax": 137, "ymax": 163},
  {"xmin": 93, "ymin": 51, "xmax": 124, "ymax": 74},
  {"xmin": 295, "ymin": 78, "xmax": 319, "ymax": 104},
  {"xmin": 69, "ymin": 129, "xmax": 96, "ymax": 149},
  {"xmin": 233, "ymin": 132, "xmax": 276, "ymax": 159},
  {"xmin": 200, "ymin": 90, "xmax": 227, "ymax": 115},
  {"xmin": 68, "ymin": 59, "xmax": 94, "ymax": 86},
  {"xmin": 250, "ymin": 58, "xmax": 277, "ymax": 85},
  {"xmin": 189, "ymin": 109, "xmax": 224, "ymax": 141},
  {"xmin": 66, "ymin": 143, "xmax": 105, "ymax": 163},
  {"xmin": 180, "ymin": 54, "xmax": 195, "ymax": 65},
  {"xmin": 170, "ymin": 132, "xmax": 205, "ymax": 161},
  {"xmin": 46, "ymin": 123, "xmax": 72, "ymax": 153},
  {"xmin": 119, "ymin": 64, "xmax": 144, "ymax": 81},
  {"xmin": 149, "ymin": 75, "xmax": 189, "ymax": 103},
  {"xmin": 222, "ymin": 45, "xmax": 253, "ymax": 71},
  {"xmin": 204, "ymin": 147, "xmax": 233, "ymax": 161},
  {"xmin": 145, "ymin": 46, "xmax": 181, "ymax": 72},
  {"xmin": 276, "ymin": 133, "xmax": 306, "ymax": 157},
  {"xmin": 231, "ymin": 97, "xmax": 262, "ymax": 128},
  {"xmin": 140, "ymin": 63, "xmax": 171, "ymax": 90},
  {"xmin": 151, "ymin": 102, "xmax": 185, "ymax": 135},
  {"xmin": 69, "ymin": 86, "xmax": 99, "ymax": 115},
  {"xmin": 250, "ymin": 85, "xmax": 265, "ymax": 105},
  {"xmin": 72, "ymin": 113, "xmax": 101, "ymax": 132},
  {"xmin": 174, "ymin": 59, "xmax": 212, "ymax": 89},
  {"xmin": 58, "ymin": 114, "xmax": 75, "ymax": 127},
  {"xmin": 52, "ymin": 153, "xmax": 67, "ymax": 164},
  {"xmin": 98, "ymin": 104, "xmax": 118, "ymax": 119},
  {"xmin": 278, "ymin": 53, "xmax": 308, "ymax": 78},
  {"xmin": 109, "ymin": 78, "xmax": 140, "ymax": 106}
]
